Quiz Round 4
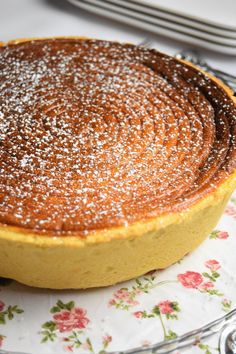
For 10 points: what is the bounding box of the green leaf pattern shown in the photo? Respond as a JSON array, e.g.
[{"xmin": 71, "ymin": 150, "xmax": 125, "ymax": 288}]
[{"xmin": 0, "ymin": 300, "xmax": 24, "ymax": 348}]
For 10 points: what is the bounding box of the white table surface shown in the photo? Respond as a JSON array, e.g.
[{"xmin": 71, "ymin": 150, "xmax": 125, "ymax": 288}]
[{"xmin": 0, "ymin": 0, "xmax": 235, "ymax": 75}]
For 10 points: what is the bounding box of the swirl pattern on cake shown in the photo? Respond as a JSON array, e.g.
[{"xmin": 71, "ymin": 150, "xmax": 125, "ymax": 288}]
[{"xmin": 0, "ymin": 39, "xmax": 235, "ymax": 235}]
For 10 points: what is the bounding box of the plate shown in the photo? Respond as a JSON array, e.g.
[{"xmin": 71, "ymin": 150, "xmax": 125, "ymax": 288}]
[{"xmin": 0, "ymin": 192, "xmax": 235, "ymax": 354}]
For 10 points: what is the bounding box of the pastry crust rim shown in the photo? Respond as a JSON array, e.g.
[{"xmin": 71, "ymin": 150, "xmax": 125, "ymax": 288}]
[{"xmin": 0, "ymin": 36, "xmax": 235, "ymax": 247}]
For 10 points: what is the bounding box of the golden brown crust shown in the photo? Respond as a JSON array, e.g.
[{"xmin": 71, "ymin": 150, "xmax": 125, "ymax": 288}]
[{"xmin": 0, "ymin": 37, "xmax": 235, "ymax": 237}]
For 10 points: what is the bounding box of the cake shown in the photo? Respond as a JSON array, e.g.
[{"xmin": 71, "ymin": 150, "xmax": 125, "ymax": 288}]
[{"xmin": 0, "ymin": 37, "xmax": 235, "ymax": 289}]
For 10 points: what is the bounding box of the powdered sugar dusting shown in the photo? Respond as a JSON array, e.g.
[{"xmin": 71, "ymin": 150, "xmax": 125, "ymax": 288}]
[{"xmin": 0, "ymin": 38, "xmax": 235, "ymax": 235}]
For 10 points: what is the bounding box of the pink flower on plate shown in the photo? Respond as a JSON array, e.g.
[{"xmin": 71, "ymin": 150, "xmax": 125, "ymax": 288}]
[
  {"xmin": 222, "ymin": 298, "xmax": 232, "ymax": 310},
  {"xmin": 0, "ymin": 301, "xmax": 5, "ymax": 312},
  {"xmin": 127, "ymin": 299, "xmax": 139, "ymax": 306},
  {"xmin": 133, "ymin": 311, "xmax": 143, "ymax": 318},
  {"xmin": 224, "ymin": 205, "xmax": 236, "ymax": 218},
  {"xmin": 103, "ymin": 335, "xmax": 112, "ymax": 345},
  {"xmin": 63, "ymin": 345, "xmax": 73, "ymax": 353},
  {"xmin": 158, "ymin": 300, "xmax": 174, "ymax": 315},
  {"xmin": 108, "ymin": 299, "xmax": 116, "ymax": 307},
  {"xmin": 0, "ymin": 336, "xmax": 4, "ymax": 348},
  {"xmin": 114, "ymin": 289, "xmax": 130, "ymax": 301},
  {"xmin": 53, "ymin": 307, "xmax": 89, "ymax": 333},
  {"xmin": 177, "ymin": 271, "xmax": 203, "ymax": 289},
  {"xmin": 200, "ymin": 281, "xmax": 214, "ymax": 290},
  {"xmin": 218, "ymin": 231, "xmax": 229, "ymax": 239},
  {"xmin": 205, "ymin": 260, "xmax": 221, "ymax": 271},
  {"xmin": 81, "ymin": 341, "xmax": 92, "ymax": 350},
  {"xmin": 134, "ymin": 288, "xmax": 142, "ymax": 296}
]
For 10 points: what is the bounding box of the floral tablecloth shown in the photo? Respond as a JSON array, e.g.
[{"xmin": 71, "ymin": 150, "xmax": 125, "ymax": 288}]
[{"xmin": 0, "ymin": 192, "xmax": 235, "ymax": 354}]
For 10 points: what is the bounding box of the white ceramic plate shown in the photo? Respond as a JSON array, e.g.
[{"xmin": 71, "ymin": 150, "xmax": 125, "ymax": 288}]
[{"xmin": 0, "ymin": 193, "xmax": 235, "ymax": 354}]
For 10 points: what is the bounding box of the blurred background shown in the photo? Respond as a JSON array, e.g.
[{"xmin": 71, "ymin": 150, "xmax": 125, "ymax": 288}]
[{"xmin": 0, "ymin": 0, "xmax": 235, "ymax": 76}]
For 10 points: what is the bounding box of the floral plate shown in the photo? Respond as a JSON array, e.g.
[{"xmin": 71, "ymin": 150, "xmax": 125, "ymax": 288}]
[{"xmin": 0, "ymin": 192, "xmax": 236, "ymax": 354}]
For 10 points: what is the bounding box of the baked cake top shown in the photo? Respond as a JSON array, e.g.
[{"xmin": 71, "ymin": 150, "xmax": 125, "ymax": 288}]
[{"xmin": 0, "ymin": 38, "xmax": 235, "ymax": 235}]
